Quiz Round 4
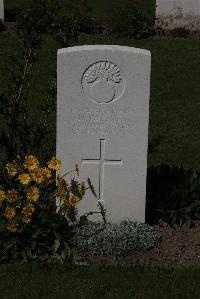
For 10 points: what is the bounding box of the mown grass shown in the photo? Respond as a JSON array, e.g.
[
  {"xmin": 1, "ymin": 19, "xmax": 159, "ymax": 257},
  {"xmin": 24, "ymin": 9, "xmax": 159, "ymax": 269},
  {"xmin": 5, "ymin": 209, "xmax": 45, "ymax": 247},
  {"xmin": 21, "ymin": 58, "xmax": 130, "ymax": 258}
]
[
  {"xmin": 0, "ymin": 264, "xmax": 200, "ymax": 298},
  {"xmin": 88, "ymin": 0, "xmax": 156, "ymax": 24},
  {"xmin": 5, "ymin": 0, "xmax": 156, "ymax": 21}
]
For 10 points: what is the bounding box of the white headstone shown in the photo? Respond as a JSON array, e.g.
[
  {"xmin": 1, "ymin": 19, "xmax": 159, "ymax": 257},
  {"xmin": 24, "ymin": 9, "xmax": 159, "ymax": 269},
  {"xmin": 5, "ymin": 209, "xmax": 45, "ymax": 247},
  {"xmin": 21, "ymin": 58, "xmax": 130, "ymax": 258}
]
[
  {"xmin": 156, "ymin": 0, "xmax": 200, "ymax": 16},
  {"xmin": 57, "ymin": 45, "xmax": 151, "ymax": 224},
  {"xmin": 156, "ymin": 0, "xmax": 200, "ymax": 31},
  {"xmin": 0, "ymin": 0, "xmax": 4, "ymax": 22}
]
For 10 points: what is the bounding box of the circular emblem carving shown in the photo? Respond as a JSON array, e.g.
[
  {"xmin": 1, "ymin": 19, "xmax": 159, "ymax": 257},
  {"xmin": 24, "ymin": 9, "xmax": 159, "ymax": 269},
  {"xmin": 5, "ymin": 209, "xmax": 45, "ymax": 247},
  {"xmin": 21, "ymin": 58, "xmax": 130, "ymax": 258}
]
[{"xmin": 82, "ymin": 61, "xmax": 126, "ymax": 104}]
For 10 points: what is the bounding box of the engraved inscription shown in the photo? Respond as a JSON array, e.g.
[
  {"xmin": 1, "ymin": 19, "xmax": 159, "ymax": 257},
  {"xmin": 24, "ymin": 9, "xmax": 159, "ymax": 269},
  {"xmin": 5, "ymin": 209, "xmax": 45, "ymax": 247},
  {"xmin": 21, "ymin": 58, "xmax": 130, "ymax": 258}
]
[
  {"xmin": 82, "ymin": 139, "xmax": 122, "ymax": 202},
  {"xmin": 70, "ymin": 105, "xmax": 135, "ymax": 135},
  {"xmin": 82, "ymin": 61, "xmax": 126, "ymax": 104},
  {"xmin": 174, "ymin": 0, "xmax": 184, "ymax": 16}
]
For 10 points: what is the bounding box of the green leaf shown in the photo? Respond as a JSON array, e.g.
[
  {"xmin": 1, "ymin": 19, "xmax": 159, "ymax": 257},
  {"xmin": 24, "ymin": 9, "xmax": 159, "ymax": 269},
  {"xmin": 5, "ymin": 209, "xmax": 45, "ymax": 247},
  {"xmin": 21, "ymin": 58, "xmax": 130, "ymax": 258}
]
[
  {"xmin": 53, "ymin": 231, "xmax": 61, "ymax": 240},
  {"xmin": 32, "ymin": 229, "xmax": 42, "ymax": 238},
  {"xmin": 54, "ymin": 253, "xmax": 64, "ymax": 264},
  {"xmin": 0, "ymin": 223, "xmax": 6, "ymax": 233},
  {"xmin": 53, "ymin": 239, "xmax": 60, "ymax": 253}
]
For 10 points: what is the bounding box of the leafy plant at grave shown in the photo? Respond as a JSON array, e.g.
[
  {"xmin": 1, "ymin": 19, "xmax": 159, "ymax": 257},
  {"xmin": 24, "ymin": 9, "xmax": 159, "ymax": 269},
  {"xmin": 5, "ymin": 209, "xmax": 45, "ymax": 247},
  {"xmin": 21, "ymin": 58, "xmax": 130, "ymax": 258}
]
[
  {"xmin": 0, "ymin": 154, "xmax": 90, "ymax": 266},
  {"xmin": 146, "ymin": 164, "xmax": 200, "ymax": 227},
  {"xmin": 108, "ymin": 5, "xmax": 155, "ymax": 39},
  {"xmin": 80, "ymin": 177, "xmax": 107, "ymax": 224},
  {"xmin": 154, "ymin": 18, "xmax": 166, "ymax": 37},
  {"xmin": 0, "ymin": 0, "xmax": 92, "ymax": 166},
  {"xmin": 69, "ymin": 220, "xmax": 161, "ymax": 258}
]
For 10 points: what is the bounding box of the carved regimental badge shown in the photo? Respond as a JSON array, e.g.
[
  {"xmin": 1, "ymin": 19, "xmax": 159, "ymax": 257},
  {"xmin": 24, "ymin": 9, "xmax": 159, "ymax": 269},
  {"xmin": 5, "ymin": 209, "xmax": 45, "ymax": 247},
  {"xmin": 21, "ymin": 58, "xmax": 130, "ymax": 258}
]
[{"xmin": 82, "ymin": 61, "xmax": 126, "ymax": 104}]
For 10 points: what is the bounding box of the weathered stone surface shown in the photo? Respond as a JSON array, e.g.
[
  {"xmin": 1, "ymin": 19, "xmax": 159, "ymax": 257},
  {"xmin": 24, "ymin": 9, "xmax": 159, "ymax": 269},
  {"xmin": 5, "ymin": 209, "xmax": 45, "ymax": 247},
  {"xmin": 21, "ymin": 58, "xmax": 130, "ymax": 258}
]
[
  {"xmin": 0, "ymin": 0, "xmax": 4, "ymax": 22},
  {"xmin": 57, "ymin": 45, "xmax": 151, "ymax": 224}
]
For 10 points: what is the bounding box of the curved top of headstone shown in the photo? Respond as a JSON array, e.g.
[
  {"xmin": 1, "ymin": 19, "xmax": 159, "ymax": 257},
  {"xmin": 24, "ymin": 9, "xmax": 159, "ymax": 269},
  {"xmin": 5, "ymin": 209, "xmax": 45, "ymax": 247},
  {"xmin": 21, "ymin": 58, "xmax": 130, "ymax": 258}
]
[{"xmin": 58, "ymin": 45, "xmax": 151, "ymax": 57}]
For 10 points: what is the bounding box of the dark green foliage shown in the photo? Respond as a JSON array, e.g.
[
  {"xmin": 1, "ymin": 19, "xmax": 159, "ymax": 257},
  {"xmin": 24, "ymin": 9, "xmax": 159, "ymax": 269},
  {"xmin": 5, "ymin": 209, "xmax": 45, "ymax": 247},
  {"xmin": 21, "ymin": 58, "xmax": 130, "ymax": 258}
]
[
  {"xmin": 4, "ymin": 8, "xmax": 18, "ymax": 22},
  {"xmin": 0, "ymin": 20, "xmax": 5, "ymax": 32},
  {"xmin": 108, "ymin": 6, "xmax": 154, "ymax": 39},
  {"xmin": 0, "ymin": 193, "xmax": 72, "ymax": 264},
  {"xmin": 170, "ymin": 27, "xmax": 191, "ymax": 38},
  {"xmin": 0, "ymin": 0, "xmax": 94, "ymax": 267},
  {"xmin": 146, "ymin": 164, "xmax": 200, "ymax": 227},
  {"xmin": 0, "ymin": 0, "xmax": 93, "ymax": 165},
  {"xmin": 69, "ymin": 221, "xmax": 161, "ymax": 257},
  {"xmin": 0, "ymin": 172, "xmax": 88, "ymax": 266},
  {"xmin": 60, "ymin": 0, "xmax": 94, "ymax": 34},
  {"xmin": 0, "ymin": 155, "xmax": 94, "ymax": 267}
]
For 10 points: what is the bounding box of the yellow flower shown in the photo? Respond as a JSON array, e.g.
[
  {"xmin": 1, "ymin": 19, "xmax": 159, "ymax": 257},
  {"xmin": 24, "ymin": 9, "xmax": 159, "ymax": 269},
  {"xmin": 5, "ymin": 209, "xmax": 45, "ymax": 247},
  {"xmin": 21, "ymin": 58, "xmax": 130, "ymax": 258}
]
[
  {"xmin": 57, "ymin": 174, "xmax": 68, "ymax": 188},
  {"xmin": 0, "ymin": 190, "xmax": 6, "ymax": 202},
  {"xmin": 27, "ymin": 186, "xmax": 40, "ymax": 202},
  {"xmin": 5, "ymin": 207, "xmax": 16, "ymax": 219},
  {"xmin": 7, "ymin": 190, "xmax": 19, "ymax": 203},
  {"xmin": 22, "ymin": 205, "xmax": 35, "ymax": 217},
  {"xmin": 18, "ymin": 173, "xmax": 31, "ymax": 185},
  {"xmin": 62, "ymin": 200, "xmax": 71, "ymax": 214},
  {"xmin": 75, "ymin": 164, "xmax": 79, "ymax": 176},
  {"xmin": 47, "ymin": 157, "xmax": 62, "ymax": 171},
  {"xmin": 79, "ymin": 181, "xmax": 86, "ymax": 196},
  {"xmin": 24, "ymin": 155, "xmax": 39, "ymax": 171},
  {"xmin": 57, "ymin": 189, "xmax": 66, "ymax": 201},
  {"xmin": 31, "ymin": 169, "xmax": 45, "ymax": 184},
  {"xmin": 69, "ymin": 194, "xmax": 79, "ymax": 208},
  {"xmin": 6, "ymin": 163, "xmax": 17, "ymax": 176},
  {"xmin": 7, "ymin": 222, "xmax": 18, "ymax": 233},
  {"xmin": 42, "ymin": 167, "xmax": 52, "ymax": 179}
]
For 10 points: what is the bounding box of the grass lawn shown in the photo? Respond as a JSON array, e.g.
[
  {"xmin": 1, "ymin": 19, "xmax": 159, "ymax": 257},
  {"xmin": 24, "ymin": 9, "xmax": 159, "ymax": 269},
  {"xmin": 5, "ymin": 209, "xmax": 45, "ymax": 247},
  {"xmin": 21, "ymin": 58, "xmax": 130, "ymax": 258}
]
[
  {"xmin": 4, "ymin": 0, "xmax": 156, "ymax": 21},
  {"xmin": 0, "ymin": 264, "xmax": 200, "ymax": 298},
  {"xmin": 88, "ymin": 0, "xmax": 156, "ymax": 23}
]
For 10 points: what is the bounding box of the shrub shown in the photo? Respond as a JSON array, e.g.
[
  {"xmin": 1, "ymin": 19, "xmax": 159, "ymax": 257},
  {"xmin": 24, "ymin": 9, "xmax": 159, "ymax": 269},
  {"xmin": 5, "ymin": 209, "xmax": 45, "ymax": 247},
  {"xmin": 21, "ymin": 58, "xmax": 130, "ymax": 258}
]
[
  {"xmin": 60, "ymin": 0, "xmax": 94, "ymax": 34},
  {"xmin": 108, "ymin": 6, "xmax": 154, "ymax": 39},
  {"xmin": 0, "ymin": 154, "xmax": 89, "ymax": 266},
  {"xmin": 170, "ymin": 27, "xmax": 190, "ymax": 38},
  {"xmin": 69, "ymin": 220, "xmax": 161, "ymax": 258},
  {"xmin": 0, "ymin": 0, "xmax": 93, "ymax": 166},
  {"xmin": 146, "ymin": 164, "xmax": 200, "ymax": 227}
]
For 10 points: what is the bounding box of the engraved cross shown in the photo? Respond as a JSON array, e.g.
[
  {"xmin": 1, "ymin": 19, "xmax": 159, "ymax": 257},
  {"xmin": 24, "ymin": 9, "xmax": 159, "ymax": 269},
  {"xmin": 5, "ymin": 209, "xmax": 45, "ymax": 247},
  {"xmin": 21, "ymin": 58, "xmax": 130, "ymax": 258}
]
[{"xmin": 81, "ymin": 139, "xmax": 123, "ymax": 202}]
